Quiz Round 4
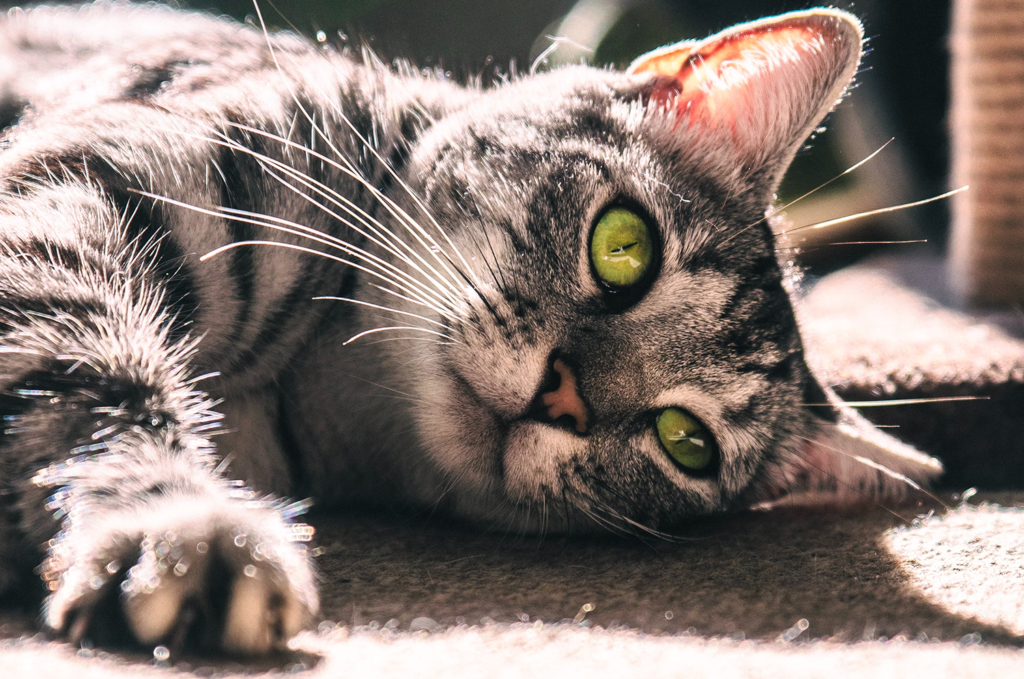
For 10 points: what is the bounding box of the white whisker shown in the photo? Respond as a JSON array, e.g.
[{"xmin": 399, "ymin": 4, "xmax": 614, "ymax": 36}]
[
  {"xmin": 131, "ymin": 188, "xmax": 456, "ymax": 317},
  {"xmin": 244, "ymin": 6, "xmax": 477, "ymax": 293},
  {"xmin": 795, "ymin": 434, "xmax": 949, "ymax": 511},
  {"xmin": 199, "ymin": 239, "xmax": 450, "ymax": 317},
  {"xmin": 803, "ymin": 396, "xmax": 989, "ymax": 407},
  {"xmin": 172, "ymin": 124, "xmax": 467, "ymax": 309},
  {"xmin": 218, "ymin": 198, "xmax": 460, "ymax": 314},
  {"xmin": 368, "ymin": 283, "xmax": 462, "ymax": 323},
  {"xmin": 339, "ymin": 373, "xmax": 417, "ymax": 399},
  {"xmin": 208, "ymin": 123, "xmax": 470, "ymax": 305},
  {"xmin": 776, "ymin": 138, "xmax": 893, "ymax": 217},
  {"xmin": 361, "ymin": 336, "xmax": 450, "ymax": 346},
  {"xmin": 313, "ymin": 296, "xmax": 447, "ymax": 328},
  {"xmin": 786, "ymin": 186, "xmax": 968, "ymax": 234},
  {"xmin": 342, "ymin": 325, "xmax": 453, "ymax": 346},
  {"xmin": 319, "ymin": 77, "xmax": 479, "ymax": 287},
  {"xmin": 241, "ymin": 157, "xmax": 466, "ymax": 308},
  {"xmin": 818, "ymin": 239, "xmax": 927, "ymax": 246},
  {"xmin": 593, "ymin": 503, "xmax": 694, "ymax": 542},
  {"xmin": 722, "ymin": 138, "xmax": 896, "ymax": 247}
]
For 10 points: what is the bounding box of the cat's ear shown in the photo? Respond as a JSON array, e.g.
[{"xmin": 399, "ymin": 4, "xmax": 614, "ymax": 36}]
[
  {"xmin": 748, "ymin": 383, "xmax": 944, "ymax": 506},
  {"xmin": 627, "ymin": 9, "xmax": 863, "ymax": 192}
]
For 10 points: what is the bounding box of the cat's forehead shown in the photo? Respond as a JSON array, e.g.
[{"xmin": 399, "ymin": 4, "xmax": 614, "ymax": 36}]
[
  {"xmin": 414, "ymin": 67, "xmax": 762, "ymax": 224},
  {"xmin": 415, "ymin": 67, "xmax": 646, "ymax": 166},
  {"xmin": 483, "ymin": 66, "xmax": 644, "ymax": 128}
]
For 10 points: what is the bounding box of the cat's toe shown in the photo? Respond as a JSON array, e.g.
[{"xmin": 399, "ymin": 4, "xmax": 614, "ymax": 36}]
[{"xmin": 219, "ymin": 562, "xmax": 308, "ymax": 654}]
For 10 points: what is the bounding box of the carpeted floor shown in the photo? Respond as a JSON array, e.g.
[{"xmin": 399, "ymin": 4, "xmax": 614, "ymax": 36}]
[
  {"xmin": 3, "ymin": 259, "xmax": 1024, "ymax": 676},
  {"xmin": 4, "ymin": 496, "xmax": 1024, "ymax": 677}
]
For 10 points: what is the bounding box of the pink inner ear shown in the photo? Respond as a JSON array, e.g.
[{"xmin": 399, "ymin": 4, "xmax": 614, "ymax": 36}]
[{"xmin": 634, "ymin": 21, "xmax": 839, "ymax": 136}]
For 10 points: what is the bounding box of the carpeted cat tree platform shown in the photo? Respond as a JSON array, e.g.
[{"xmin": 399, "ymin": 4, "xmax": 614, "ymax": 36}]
[{"xmin": 3, "ymin": 258, "xmax": 1024, "ymax": 677}]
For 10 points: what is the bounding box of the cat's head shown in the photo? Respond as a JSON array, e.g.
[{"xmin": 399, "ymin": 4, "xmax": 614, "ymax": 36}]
[{"xmin": 374, "ymin": 9, "xmax": 941, "ymax": 531}]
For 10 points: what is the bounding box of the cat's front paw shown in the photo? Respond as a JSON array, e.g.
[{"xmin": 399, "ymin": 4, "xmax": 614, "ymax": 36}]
[{"xmin": 43, "ymin": 500, "xmax": 318, "ymax": 656}]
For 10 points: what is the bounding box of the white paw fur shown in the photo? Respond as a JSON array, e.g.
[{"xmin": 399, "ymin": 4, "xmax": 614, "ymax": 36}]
[{"xmin": 45, "ymin": 500, "xmax": 317, "ymax": 655}]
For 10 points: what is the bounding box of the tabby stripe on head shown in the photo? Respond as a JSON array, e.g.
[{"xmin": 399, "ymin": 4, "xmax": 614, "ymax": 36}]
[{"xmin": 715, "ymin": 254, "xmax": 781, "ymax": 318}]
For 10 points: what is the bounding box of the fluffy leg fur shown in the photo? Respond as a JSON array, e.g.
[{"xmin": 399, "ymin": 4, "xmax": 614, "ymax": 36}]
[{"xmin": 0, "ymin": 184, "xmax": 317, "ymax": 653}]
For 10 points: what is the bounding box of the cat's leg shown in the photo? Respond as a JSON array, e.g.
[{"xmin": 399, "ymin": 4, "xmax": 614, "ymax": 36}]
[
  {"xmin": 0, "ymin": 191, "xmax": 317, "ymax": 654},
  {"xmin": 217, "ymin": 388, "xmax": 297, "ymax": 500}
]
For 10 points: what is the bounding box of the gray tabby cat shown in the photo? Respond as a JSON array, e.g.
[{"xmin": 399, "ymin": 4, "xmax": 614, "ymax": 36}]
[{"xmin": 0, "ymin": 1, "xmax": 941, "ymax": 656}]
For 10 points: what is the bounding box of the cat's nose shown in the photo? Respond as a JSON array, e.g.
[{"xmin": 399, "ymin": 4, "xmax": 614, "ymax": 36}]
[{"xmin": 528, "ymin": 356, "xmax": 589, "ymax": 434}]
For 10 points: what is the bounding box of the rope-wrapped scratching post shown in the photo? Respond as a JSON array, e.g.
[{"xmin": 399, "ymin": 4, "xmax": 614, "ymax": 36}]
[{"xmin": 951, "ymin": 0, "xmax": 1024, "ymax": 306}]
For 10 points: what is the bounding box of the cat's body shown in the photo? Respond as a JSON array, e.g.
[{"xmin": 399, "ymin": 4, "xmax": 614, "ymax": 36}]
[{"xmin": 0, "ymin": 1, "xmax": 941, "ymax": 656}]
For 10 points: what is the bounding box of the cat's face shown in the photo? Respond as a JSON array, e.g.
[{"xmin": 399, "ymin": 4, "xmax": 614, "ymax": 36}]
[{"xmin": 364, "ymin": 10, "xmax": 941, "ymax": 531}]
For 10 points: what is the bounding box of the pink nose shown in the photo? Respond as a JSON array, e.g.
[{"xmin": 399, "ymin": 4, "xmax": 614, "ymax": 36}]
[{"xmin": 539, "ymin": 358, "xmax": 589, "ymax": 434}]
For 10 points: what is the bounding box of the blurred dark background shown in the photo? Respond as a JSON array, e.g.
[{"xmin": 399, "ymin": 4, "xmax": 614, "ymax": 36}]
[{"xmin": 9, "ymin": 0, "xmax": 954, "ymax": 275}]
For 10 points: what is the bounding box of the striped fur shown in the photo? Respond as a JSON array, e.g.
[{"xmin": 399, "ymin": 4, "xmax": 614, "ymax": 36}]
[{"xmin": 0, "ymin": 2, "xmax": 941, "ymax": 655}]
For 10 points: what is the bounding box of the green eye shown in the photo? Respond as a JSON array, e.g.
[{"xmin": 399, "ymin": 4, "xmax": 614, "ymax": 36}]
[
  {"xmin": 590, "ymin": 207, "xmax": 654, "ymax": 288},
  {"xmin": 656, "ymin": 407, "xmax": 716, "ymax": 472}
]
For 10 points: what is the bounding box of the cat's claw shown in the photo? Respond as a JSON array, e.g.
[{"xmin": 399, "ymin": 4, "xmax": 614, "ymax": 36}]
[{"xmin": 44, "ymin": 504, "xmax": 318, "ymax": 656}]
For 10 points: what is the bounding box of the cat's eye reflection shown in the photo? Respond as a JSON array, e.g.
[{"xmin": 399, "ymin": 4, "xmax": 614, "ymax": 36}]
[
  {"xmin": 656, "ymin": 407, "xmax": 717, "ymax": 473},
  {"xmin": 589, "ymin": 207, "xmax": 653, "ymax": 288}
]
